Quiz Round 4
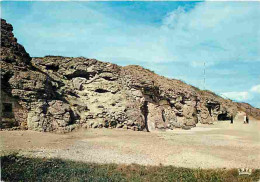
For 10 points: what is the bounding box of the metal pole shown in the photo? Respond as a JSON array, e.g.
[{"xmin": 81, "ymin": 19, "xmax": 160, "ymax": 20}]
[{"xmin": 203, "ymin": 62, "xmax": 206, "ymax": 90}]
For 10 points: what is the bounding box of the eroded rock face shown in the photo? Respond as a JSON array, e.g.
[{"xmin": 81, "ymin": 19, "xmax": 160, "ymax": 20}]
[
  {"xmin": 1, "ymin": 19, "xmax": 76, "ymax": 132},
  {"xmin": 31, "ymin": 56, "xmax": 144, "ymax": 131},
  {"xmin": 30, "ymin": 57, "xmax": 239, "ymax": 131},
  {"xmin": 1, "ymin": 19, "xmax": 258, "ymax": 132}
]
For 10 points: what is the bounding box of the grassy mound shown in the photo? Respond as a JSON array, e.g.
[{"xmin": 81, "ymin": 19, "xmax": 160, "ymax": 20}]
[{"xmin": 1, "ymin": 154, "xmax": 259, "ymax": 182}]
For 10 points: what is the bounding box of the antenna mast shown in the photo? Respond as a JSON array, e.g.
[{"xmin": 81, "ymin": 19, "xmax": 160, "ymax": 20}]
[{"xmin": 203, "ymin": 62, "xmax": 206, "ymax": 90}]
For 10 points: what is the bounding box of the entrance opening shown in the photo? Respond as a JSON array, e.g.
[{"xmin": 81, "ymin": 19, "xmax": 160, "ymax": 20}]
[
  {"xmin": 2, "ymin": 72, "xmax": 13, "ymax": 89},
  {"xmin": 2, "ymin": 103, "xmax": 14, "ymax": 118},
  {"xmin": 206, "ymin": 104, "xmax": 213, "ymax": 117},
  {"xmin": 208, "ymin": 107, "xmax": 212, "ymax": 116},
  {"xmin": 3, "ymin": 103, "xmax": 12, "ymax": 112},
  {"xmin": 141, "ymin": 101, "xmax": 149, "ymax": 132},
  {"xmin": 218, "ymin": 113, "xmax": 230, "ymax": 121},
  {"xmin": 162, "ymin": 110, "xmax": 166, "ymax": 122}
]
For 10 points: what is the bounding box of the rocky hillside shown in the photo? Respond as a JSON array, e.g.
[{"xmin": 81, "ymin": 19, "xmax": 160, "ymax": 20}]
[
  {"xmin": 236, "ymin": 102, "xmax": 260, "ymax": 120},
  {"xmin": 1, "ymin": 19, "xmax": 259, "ymax": 132}
]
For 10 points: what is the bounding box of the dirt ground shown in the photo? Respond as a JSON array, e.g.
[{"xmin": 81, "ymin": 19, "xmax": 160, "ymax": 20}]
[{"xmin": 1, "ymin": 114, "xmax": 259, "ymax": 169}]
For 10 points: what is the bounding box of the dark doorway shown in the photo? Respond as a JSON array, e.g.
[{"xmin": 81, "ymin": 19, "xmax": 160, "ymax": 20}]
[
  {"xmin": 141, "ymin": 101, "xmax": 149, "ymax": 132},
  {"xmin": 162, "ymin": 110, "xmax": 166, "ymax": 122},
  {"xmin": 206, "ymin": 104, "xmax": 213, "ymax": 117},
  {"xmin": 218, "ymin": 113, "xmax": 230, "ymax": 121},
  {"xmin": 3, "ymin": 103, "xmax": 12, "ymax": 112},
  {"xmin": 208, "ymin": 107, "xmax": 212, "ymax": 116},
  {"xmin": 2, "ymin": 103, "xmax": 14, "ymax": 118}
]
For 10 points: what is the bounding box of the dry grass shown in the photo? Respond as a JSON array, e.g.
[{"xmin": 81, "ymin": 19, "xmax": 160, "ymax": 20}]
[{"xmin": 1, "ymin": 154, "xmax": 259, "ymax": 182}]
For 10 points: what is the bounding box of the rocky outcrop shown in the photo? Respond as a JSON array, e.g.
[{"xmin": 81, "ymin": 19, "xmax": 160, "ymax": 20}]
[
  {"xmin": 1, "ymin": 19, "xmax": 76, "ymax": 132},
  {"xmin": 1, "ymin": 19, "xmax": 259, "ymax": 132}
]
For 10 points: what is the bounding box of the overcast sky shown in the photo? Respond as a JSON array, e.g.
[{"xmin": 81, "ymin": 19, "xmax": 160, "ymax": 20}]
[{"xmin": 1, "ymin": 1, "xmax": 260, "ymax": 108}]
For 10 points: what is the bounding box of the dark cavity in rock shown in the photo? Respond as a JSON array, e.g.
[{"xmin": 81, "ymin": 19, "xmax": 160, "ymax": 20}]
[
  {"xmin": 95, "ymin": 89, "xmax": 109, "ymax": 93},
  {"xmin": 65, "ymin": 70, "xmax": 90, "ymax": 80}
]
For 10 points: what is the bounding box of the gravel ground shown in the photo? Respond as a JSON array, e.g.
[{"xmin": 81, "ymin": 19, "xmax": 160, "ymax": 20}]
[{"xmin": 1, "ymin": 116, "xmax": 259, "ymax": 169}]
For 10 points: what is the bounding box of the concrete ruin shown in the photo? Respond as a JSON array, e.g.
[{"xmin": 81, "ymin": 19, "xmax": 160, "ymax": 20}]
[
  {"xmin": 0, "ymin": 91, "xmax": 27, "ymax": 129},
  {"xmin": 1, "ymin": 18, "xmax": 259, "ymax": 132}
]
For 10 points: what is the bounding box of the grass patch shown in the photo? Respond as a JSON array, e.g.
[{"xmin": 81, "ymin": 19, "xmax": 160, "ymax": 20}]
[{"xmin": 1, "ymin": 154, "xmax": 260, "ymax": 182}]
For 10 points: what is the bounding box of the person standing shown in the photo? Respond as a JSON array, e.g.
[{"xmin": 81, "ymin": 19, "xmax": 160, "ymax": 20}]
[
  {"xmin": 230, "ymin": 115, "xmax": 233, "ymax": 124},
  {"xmin": 244, "ymin": 114, "xmax": 247, "ymax": 124}
]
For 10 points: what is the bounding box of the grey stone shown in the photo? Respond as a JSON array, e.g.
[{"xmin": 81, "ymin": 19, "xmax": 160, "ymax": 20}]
[{"xmin": 3, "ymin": 18, "xmax": 256, "ymax": 133}]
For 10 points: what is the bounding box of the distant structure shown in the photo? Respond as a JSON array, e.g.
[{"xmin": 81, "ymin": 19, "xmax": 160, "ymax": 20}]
[{"xmin": 203, "ymin": 62, "xmax": 206, "ymax": 90}]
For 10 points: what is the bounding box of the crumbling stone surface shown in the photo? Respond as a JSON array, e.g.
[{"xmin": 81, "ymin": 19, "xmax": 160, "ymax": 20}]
[
  {"xmin": 1, "ymin": 19, "xmax": 75, "ymax": 132},
  {"xmin": 0, "ymin": 19, "xmax": 31, "ymax": 68},
  {"xmin": 1, "ymin": 18, "xmax": 259, "ymax": 132}
]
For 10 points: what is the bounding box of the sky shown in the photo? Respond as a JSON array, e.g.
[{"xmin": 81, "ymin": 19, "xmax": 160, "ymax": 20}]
[{"xmin": 1, "ymin": 1, "xmax": 260, "ymax": 108}]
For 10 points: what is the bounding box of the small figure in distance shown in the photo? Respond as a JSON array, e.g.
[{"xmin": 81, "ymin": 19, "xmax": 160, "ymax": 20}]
[
  {"xmin": 230, "ymin": 115, "xmax": 233, "ymax": 124},
  {"xmin": 244, "ymin": 113, "xmax": 247, "ymax": 124},
  {"xmin": 246, "ymin": 114, "xmax": 249, "ymax": 124}
]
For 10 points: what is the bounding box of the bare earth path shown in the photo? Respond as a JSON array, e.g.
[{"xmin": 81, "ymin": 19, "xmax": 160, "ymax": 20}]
[{"xmin": 1, "ymin": 117, "xmax": 259, "ymax": 169}]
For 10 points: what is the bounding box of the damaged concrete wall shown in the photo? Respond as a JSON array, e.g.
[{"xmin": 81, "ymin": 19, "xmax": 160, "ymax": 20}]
[
  {"xmin": 0, "ymin": 91, "xmax": 27, "ymax": 129},
  {"xmin": 1, "ymin": 18, "xmax": 258, "ymax": 132}
]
